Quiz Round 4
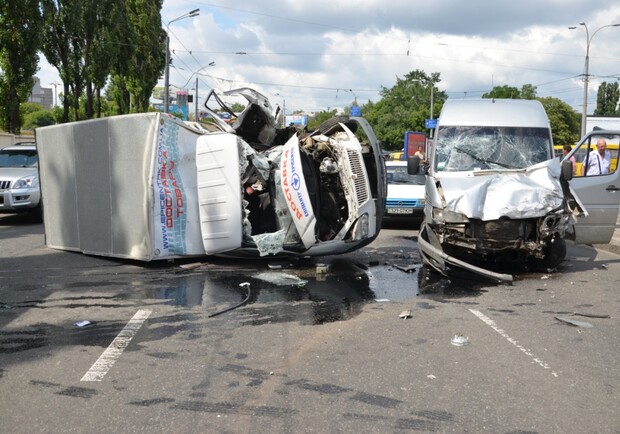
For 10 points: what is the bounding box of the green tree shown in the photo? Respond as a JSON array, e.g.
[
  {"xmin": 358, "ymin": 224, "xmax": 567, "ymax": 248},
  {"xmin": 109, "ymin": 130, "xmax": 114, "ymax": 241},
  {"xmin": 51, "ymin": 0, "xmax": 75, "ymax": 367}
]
[
  {"xmin": 41, "ymin": 0, "xmax": 85, "ymax": 123},
  {"xmin": 482, "ymin": 84, "xmax": 537, "ymax": 100},
  {"xmin": 594, "ymin": 82, "xmax": 620, "ymax": 116},
  {"xmin": 482, "ymin": 85, "xmax": 520, "ymax": 99},
  {"xmin": 307, "ymin": 109, "xmax": 338, "ymax": 131},
  {"xmin": 538, "ymin": 96, "xmax": 580, "ymax": 145},
  {"xmin": 361, "ymin": 70, "xmax": 446, "ymax": 150},
  {"xmin": 0, "ymin": 0, "xmax": 43, "ymax": 133},
  {"xmin": 125, "ymin": 0, "xmax": 166, "ymax": 113},
  {"xmin": 24, "ymin": 109, "xmax": 56, "ymax": 129},
  {"xmin": 520, "ymin": 84, "xmax": 538, "ymax": 100},
  {"xmin": 83, "ymin": 0, "xmax": 119, "ymax": 118}
]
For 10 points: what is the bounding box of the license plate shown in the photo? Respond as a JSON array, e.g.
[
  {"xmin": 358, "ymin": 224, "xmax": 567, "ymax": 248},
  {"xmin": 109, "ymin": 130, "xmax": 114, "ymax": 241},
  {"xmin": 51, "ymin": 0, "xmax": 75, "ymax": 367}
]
[{"xmin": 387, "ymin": 207, "xmax": 413, "ymax": 215}]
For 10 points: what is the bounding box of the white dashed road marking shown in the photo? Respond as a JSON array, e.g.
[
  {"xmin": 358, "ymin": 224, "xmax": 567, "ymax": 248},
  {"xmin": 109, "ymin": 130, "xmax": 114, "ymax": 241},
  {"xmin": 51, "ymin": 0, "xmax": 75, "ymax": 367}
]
[
  {"xmin": 81, "ymin": 309, "xmax": 152, "ymax": 382},
  {"xmin": 469, "ymin": 309, "xmax": 559, "ymax": 377}
]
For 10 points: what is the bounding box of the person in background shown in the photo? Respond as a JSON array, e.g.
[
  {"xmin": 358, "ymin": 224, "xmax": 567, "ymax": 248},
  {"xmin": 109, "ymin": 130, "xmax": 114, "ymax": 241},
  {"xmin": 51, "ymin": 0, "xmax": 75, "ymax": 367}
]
[
  {"xmin": 584, "ymin": 138, "xmax": 611, "ymax": 176},
  {"xmin": 414, "ymin": 146, "xmax": 425, "ymax": 162},
  {"xmin": 562, "ymin": 144, "xmax": 577, "ymax": 175}
]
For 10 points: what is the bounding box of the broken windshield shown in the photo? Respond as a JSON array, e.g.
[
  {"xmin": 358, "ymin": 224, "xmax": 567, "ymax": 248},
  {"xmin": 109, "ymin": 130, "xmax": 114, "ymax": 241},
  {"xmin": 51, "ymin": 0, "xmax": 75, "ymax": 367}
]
[{"xmin": 434, "ymin": 126, "xmax": 551, "ymax": 172}]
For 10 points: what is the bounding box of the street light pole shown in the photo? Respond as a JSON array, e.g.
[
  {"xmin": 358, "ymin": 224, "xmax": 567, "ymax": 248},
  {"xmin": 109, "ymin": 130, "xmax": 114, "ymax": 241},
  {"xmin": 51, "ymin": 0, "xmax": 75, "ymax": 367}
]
[
  {"xmin": 193, "ymin": 61, "xmax": 215, "ymax": 122},
  {"xmin": 164, "ymin": 9, "xmax": 199, "ymax": 114},
  {"xmin": 569, "ymin": 22, "xmax": 620, "ymax": 137}
]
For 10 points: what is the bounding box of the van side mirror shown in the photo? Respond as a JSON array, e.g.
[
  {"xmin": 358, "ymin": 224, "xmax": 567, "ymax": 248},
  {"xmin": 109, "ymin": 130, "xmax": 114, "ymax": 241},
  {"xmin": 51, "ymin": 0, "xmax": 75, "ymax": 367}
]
[
  {"xmin": 407, "ymin": 155, "xmax": 420, "ymax": 175},
  {"xmin": 561, "ymin": 159, "xmax": 573, "ymax": 181}
]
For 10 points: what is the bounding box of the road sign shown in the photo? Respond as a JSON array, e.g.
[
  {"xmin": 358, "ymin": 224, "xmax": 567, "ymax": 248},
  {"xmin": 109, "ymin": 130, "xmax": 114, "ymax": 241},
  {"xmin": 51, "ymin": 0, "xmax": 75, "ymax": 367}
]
[
  {"xmin": 425, "ymin": 119, "xmax": 438, "ymax": 129},
  {"xmin": 350, "ymin": 106, "xmax": 362, "ymax": 116}
]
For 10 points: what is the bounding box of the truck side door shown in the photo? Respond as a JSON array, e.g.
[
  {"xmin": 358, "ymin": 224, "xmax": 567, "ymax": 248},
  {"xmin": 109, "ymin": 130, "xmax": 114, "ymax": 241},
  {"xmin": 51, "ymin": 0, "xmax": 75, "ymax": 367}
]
[{"xmin": 566, "ymin": 131, "xmax": 620, "ymax": 244}]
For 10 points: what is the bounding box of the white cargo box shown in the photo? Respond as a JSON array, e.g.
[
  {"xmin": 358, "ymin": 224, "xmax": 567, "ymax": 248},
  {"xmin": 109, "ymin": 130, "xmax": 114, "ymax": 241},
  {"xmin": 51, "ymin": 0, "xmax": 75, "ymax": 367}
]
[{"xmin": 36, "ymin": 113, "xmax": 242, "ymax": 261}]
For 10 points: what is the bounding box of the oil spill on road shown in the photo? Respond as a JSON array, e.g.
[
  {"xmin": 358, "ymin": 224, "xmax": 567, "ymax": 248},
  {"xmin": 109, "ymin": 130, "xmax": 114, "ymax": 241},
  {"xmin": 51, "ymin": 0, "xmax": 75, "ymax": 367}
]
[{"xmin": 135, "ymin": 258, "xmax": 485, "ymax": 325}]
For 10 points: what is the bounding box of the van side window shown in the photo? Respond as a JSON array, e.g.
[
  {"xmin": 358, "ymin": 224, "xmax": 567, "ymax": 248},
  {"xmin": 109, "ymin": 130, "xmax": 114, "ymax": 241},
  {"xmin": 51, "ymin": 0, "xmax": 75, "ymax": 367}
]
[{"xmin": 570, "ymin": 134, "xmax": 619, "ymax": 178}]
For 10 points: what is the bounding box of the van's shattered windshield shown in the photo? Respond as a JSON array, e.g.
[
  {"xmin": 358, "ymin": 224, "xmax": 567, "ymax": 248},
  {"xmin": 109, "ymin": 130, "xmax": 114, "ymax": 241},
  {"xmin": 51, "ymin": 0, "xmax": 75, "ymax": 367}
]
[{"xmin": 435, "ymin": 126, "xmax": 551, "ymax": 171}]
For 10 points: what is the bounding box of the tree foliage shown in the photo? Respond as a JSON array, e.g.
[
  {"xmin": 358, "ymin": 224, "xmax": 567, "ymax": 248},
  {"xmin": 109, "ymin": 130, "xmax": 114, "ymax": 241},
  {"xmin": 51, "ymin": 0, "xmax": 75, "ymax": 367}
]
[
  {"xmin": 538, "ymin": 96, "xmax": 580, "ymax": 145},
  {"xmin": 360, "ymin": 70, "xmax": 447, "ymax": 150},
  {"xmin": 482, "ymin": 84, "xmax": 537, "ymax": 100},
  {"xmin": 482, "ymin": 85, "xmax": 579, "ymax": 145},
  {"xmin": 594, "ymin": 82, "xmax": 620, "ymax": 116},
  {"xmin": 0, "ymin": 0, "xmax": 42, "ymax": 133},
  {"xmin": 41, "ymin": 0, "xmax": 165, "ymax": 120},
  {"xmin": 307, "ymin": 109, "xmax": 338, "ymax": 131}
]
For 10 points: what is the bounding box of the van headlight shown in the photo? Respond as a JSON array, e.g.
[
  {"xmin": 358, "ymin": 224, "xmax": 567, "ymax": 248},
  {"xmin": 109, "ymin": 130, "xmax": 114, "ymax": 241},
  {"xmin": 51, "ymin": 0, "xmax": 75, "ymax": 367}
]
[
  {"xmin": 432, "ymin": 207, "xmax": 468, "ymax": 223},
  {"xmin": 351, "ymin": 214, "xmax": 370, "ymax": 241}
]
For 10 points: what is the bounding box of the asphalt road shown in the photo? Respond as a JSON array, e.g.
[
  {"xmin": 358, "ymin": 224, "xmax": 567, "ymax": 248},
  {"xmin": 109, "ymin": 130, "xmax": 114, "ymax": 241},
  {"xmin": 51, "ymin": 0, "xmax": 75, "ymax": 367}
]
[{"xmin": 1, "ymin": 215, "xmax": 619, "ymax": 433}]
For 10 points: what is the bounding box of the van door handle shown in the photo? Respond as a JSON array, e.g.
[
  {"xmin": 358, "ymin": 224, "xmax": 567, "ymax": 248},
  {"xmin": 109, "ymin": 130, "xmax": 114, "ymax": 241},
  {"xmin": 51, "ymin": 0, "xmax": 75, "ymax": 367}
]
[{"xmin": 606, "ymin": 185, "xmax": 620, "ymax": 192}]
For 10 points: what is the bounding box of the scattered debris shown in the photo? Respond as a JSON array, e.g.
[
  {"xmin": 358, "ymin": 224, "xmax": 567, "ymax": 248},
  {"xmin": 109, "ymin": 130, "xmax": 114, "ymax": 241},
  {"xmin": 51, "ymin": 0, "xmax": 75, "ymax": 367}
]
[
  {"xmin": 315, "ymin": 264, "xmax": 328, "ymax": 275},
  {"xmin": 254, "ymin": 272, "xmax": 307, "ymax": 287},
  {"xmin": 399, "ymin": 310, "xmax": 412, "ymax": 320},
  {"xmin": 555, "ymin": 316, "xmax": 593, "ymax": 329},
  {"xmin": 541, "ymin": 275, "xmax": 551, "ymax": 280},
  {"xmin": 451, "ymin": 334, "xmax": 469, "ymax": 346},
  {"xmin": 74, "ymin": 320, "xmax": 91, "ymax": 327},
  {"xmin": 179, "ymin": 262, "xmax": 202, "ymax": 270},
  {"xmin": 268, "ymin": 262, "xmax": 291, "ymax": 269},
  {"xmin": 1, "ymin": 303, "xmax": 12, "ymax": 310},
  {"xmin": 375, "ymin": 298, "xmax": 390, "ymax": 302},
  {"xmin": 395, "ymin": 264, "xmax": 418, "ymax": 273},
  {"xmin": 600, "ymin": 263, "xmax": 608, "ymax": 270},
  {"xmin": 427, "ymin": 374, "xmax": 437, "ymax": 379},
  {"xmin": 208, "ymin": 282, "xmax": 252, "ymax": 318}
]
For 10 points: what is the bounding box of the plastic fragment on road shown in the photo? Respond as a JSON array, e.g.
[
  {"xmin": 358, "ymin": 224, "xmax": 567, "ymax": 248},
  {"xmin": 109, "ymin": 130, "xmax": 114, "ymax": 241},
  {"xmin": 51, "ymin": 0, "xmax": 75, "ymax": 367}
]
[
  {"xmin": 399, "ymin": 310, "xmax": 412, "ymax": 319},
  {"xmin": 451, "ymin": 334, "xmax": 469, "ymax": 346},
  {"xmin": 555, "ymin": 316, "xmax": 593, "ymax": 328},
  {"xmin": 395, "ymin": 264, "xmax": 418, "ymax": 273},
  {"xmin": 74, "ymin": 320, "xmax": 91, "ymax": 327}
]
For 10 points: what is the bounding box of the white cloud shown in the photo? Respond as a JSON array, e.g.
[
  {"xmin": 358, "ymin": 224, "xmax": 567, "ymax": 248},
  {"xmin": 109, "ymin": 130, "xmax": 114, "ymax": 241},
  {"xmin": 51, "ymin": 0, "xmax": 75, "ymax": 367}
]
[{"xmin": 37, "ymin": 1, "xmax": 620, "ymax": 115}]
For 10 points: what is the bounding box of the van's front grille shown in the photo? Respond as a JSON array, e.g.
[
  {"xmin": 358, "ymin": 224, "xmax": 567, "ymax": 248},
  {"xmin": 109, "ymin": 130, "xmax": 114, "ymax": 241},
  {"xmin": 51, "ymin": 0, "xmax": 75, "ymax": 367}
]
[
  {"xmin": 0, "ymin": 180, "xmax": 10, "ymax": 190},
  {"xmin": 346, "ymin": 150, "xmax": 369, "ymax": 205}
]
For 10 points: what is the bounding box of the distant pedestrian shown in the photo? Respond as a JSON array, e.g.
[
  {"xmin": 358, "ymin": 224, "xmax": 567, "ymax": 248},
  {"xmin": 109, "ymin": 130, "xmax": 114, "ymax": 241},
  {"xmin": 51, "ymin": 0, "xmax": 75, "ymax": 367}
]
[
  {"xmin": 562, "ymin": 144, "xmax": 577, "ymax": 175},
  {"xmin": 584, "ymin": 138, "xmax": 611, "ymax": 176},
  {"xmin": 414, "ymin": 146, "xmax": 425, "ymax": 162}
]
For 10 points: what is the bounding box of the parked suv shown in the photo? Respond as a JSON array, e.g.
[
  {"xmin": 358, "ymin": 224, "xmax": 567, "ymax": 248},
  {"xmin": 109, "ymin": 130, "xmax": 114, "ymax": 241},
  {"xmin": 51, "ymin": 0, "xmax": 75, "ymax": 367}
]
[{"xmin": 0, "ymin": 142, "xmax": 42, "ymax": 221}]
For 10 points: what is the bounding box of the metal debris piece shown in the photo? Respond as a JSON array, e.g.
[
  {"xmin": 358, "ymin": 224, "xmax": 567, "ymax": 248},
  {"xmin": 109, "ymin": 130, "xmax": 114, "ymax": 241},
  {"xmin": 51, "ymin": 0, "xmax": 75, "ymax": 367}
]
[
  {"xmin": 451, "ymin": 334, "xmax": 469, "ymax": 346},
  {"xmin": 375, "ymin": 298, "xmax": 390, "ymax": 302},
  {"xmin": 555, "ymin": 316, "xmax": 593, "ymax": 329},
  {"xmin": 601, "ymin": 263, "xmax": 608, "ymax": 270},
  {"xmin": 541, "ymin": 275, "xmax": 550, "ymax": 280},
  {"xmin": 315, "ymin": 263, "xmax": 328, "ymax": 274},
  {"xmin": 399, "ymin": 310, "xmax": 412, "ymax": 320},
  {"xmin": 395, "ymin": 264, "xmax": 418, "ymax": 273},
  {"xmin": 179, "ymin": 262, "xmax": 202, "ymax": 270}
]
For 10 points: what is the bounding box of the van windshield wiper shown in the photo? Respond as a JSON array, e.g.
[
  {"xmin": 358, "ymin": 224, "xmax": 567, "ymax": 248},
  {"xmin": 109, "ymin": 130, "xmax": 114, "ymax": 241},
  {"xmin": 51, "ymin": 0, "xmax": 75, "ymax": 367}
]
[{"xmin": 454, "ymin": 146, "xmax": 517, "ymax": 169}]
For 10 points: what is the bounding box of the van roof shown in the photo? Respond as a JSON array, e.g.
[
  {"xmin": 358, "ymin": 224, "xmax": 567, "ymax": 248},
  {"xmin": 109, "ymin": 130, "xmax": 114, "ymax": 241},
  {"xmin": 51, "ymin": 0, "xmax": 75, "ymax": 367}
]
[{"xmin": 438, "ymin": 99, "xmax": 550, "ymax": 128}]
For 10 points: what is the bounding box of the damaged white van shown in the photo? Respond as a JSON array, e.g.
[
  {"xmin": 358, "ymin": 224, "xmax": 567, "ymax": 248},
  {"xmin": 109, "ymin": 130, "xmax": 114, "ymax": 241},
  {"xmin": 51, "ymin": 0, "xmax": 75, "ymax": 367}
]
[
  {"xmin": 35, "ymin": 88, "xmax": 386, "ymax": 261},
  {"xmin": 409, "ymin": 99, "xmax": 620, "ymax": 282}
]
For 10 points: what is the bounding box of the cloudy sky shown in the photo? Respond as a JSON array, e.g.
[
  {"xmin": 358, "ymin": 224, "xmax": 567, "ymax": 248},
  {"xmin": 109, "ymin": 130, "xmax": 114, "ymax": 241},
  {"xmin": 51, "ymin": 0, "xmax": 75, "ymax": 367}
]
[{"xmin": 38, "ymin": 0, "xmax": 620, "ymax": 116}]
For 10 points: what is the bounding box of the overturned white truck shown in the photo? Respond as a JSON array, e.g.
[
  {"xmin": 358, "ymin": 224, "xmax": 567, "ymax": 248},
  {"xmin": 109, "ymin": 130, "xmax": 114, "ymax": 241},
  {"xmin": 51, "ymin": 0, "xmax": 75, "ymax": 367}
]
[
  {"xmin": 409, "ymin": 99, "xmax": 620, "ymax": 282},
  {"xmin": 35, "ymin": 88, "xmax": 386, "ymax": 261}
]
